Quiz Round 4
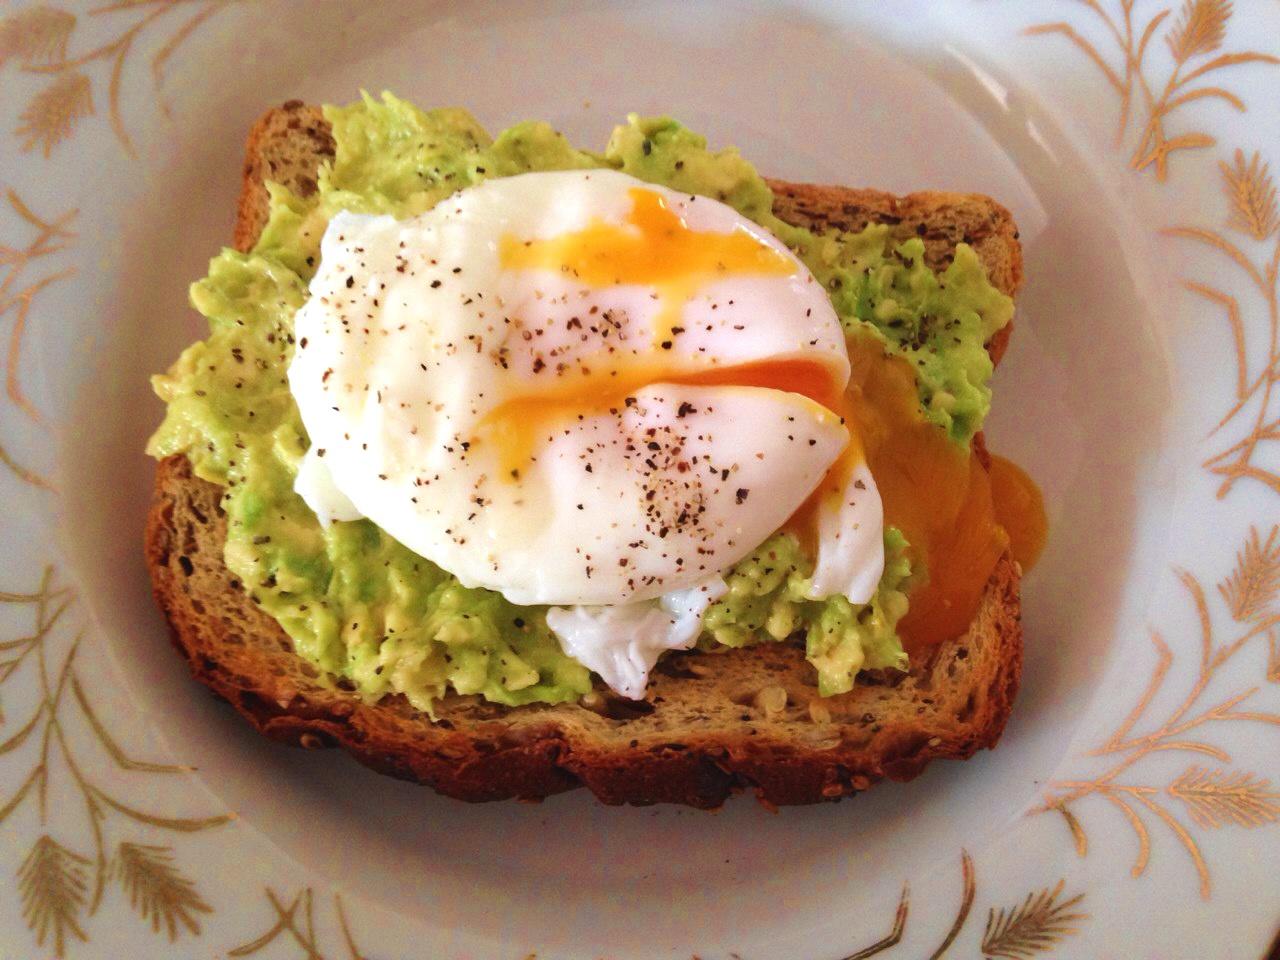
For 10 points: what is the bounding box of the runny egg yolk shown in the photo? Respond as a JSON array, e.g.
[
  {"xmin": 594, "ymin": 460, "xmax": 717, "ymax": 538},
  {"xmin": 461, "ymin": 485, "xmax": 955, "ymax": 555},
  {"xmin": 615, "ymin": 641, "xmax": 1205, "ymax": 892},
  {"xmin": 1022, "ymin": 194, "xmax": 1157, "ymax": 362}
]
[
  {"xmin": 988, "ymin": 453, "xmax": 1048, "ymax": 570},
  {"xmin": 485, "ymin": 186, "xmax": 843, "ymax": 480},
  {"xmin": 478, "ymin": 357, "xmax": 848, "ymax": 482},
  {"xmin": 499, "ymin": 186, "xmax": 797, "ymax": 345},
  {"xmin": 840, "ymin": 333, "xmax": 1046, "ymax": 655}
]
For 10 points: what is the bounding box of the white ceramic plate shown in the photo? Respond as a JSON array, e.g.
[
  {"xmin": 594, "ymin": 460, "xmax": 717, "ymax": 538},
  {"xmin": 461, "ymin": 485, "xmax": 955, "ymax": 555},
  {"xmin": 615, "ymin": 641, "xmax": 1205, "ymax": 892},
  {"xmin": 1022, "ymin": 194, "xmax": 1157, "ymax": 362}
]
[{"xmin": 2, "ymin": 1, "xmax": 1279, "ymax": 957}]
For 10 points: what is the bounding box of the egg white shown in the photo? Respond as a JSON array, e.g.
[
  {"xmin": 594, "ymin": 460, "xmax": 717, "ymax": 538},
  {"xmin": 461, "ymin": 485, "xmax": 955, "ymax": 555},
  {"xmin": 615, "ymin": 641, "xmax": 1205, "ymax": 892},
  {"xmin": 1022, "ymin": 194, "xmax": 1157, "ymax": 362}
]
[{"xmin": 289, "ymin": 169, "xmax": 885, "ymax": 696}]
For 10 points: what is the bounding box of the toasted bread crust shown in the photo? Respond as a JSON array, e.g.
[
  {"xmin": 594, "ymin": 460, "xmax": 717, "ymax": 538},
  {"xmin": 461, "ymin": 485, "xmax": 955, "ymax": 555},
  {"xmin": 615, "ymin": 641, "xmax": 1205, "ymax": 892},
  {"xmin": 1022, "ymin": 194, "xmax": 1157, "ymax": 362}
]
[
  {"xmin": 764, "ymin": 179, "xmax": 1021, "ymax": 365},
  {"xmin": 145, "ymin": 103, "xmax": 1024, "ymax": 807}
]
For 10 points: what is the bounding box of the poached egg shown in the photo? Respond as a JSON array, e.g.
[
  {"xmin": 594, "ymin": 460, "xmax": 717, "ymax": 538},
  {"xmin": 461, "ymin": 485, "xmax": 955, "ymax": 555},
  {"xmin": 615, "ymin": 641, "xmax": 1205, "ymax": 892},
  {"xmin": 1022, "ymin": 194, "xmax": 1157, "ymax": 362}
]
[{"xmin": 289, "ymin": 169, "xmax": 883, "ymax": 696}]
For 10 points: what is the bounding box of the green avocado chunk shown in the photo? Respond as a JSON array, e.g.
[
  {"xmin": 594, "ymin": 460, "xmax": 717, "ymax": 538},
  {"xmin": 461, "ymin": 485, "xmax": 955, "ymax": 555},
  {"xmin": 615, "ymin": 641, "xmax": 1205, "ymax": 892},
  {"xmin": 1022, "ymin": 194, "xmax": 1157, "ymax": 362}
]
[{"xmin": 148, "ymin": 92, "xmax": 1011, "ymax": 711}]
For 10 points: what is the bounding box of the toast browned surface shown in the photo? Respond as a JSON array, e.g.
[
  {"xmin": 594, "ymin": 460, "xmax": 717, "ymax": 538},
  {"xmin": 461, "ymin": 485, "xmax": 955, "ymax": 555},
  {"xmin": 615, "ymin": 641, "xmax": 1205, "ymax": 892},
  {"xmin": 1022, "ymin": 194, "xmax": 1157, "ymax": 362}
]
[{"xmin": 145, "ymin": 102, "xmax": 1024, "ymax": 807}]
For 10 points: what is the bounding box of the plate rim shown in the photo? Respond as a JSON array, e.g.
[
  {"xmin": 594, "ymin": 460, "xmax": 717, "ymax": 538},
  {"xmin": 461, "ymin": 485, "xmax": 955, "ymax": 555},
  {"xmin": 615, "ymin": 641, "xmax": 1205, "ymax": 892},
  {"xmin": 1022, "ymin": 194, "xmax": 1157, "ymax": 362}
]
[{"xmin": 0, "ymin": 1, "xmax": 1278, "ymax": 957}]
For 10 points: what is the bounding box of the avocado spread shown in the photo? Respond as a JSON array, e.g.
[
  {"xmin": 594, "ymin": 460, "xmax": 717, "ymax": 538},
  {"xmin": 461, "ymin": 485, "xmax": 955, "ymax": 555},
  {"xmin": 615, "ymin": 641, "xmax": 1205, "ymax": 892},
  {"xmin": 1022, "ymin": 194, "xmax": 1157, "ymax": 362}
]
[{"xmin": 149, "ymin": 93, "xmax": 1012, "ymax": 711}]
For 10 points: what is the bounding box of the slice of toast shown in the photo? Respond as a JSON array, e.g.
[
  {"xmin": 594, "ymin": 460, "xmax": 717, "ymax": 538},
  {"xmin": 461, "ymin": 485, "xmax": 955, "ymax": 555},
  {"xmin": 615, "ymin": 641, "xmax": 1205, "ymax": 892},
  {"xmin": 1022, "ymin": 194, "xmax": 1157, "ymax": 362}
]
[{"xmin": 145, "ymin": 101, "xmax": 1024, "ymax": 807}]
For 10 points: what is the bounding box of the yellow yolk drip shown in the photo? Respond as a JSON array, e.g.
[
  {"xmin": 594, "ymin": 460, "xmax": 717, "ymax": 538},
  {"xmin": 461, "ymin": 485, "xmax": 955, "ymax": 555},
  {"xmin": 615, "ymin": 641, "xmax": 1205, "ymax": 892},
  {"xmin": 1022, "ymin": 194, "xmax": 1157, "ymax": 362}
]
[
  {"xmin": 989, "ymin": 454, "xmax": 1048, "ymax": 570},
  {"xmin": 478, "ymin": 357, "xmax": 849, "ymax": 481},
  {"xmin": 487, "ymin": 185, "xmax": 838, "ymax": 481},
  {"xmin": 839, "ymin": 333, "xmax": 1051, "ymax": 654},
  {"xmin": 499, "ymin": 187, "xmax": 796, "ymax": 346}
]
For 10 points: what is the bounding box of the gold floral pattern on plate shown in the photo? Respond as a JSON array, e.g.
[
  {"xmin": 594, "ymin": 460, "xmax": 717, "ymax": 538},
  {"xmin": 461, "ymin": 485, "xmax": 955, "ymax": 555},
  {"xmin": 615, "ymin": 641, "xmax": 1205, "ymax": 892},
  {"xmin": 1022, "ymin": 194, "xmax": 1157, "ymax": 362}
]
[
  {"xmin": 1, "ymin": 170, "xmax": 234, "ymax": 957},
  {"xmin": 1038, "ymin": 525, "xmax": 1280, "ymax": 898},
  {"xmin": 1165, "ymin": 151, "xmax": 1280, "ymax": 497},
  {"xmin": 0, "ymin": 0, "xmax": 239, "ymax": 158},
  {"xmin": 1025, "ymin": 0, "xmax": 1279, "ymax": 180},
  {"xmin": 979, "ymin": 882, "xmax": 1087, "ymax": 960},
  {"xmin": 0, "ymin": 189, "xmax": 75, "ymax": 491},
  {"xmin": 229, "ymin": 888, "xmax": 366, "ymax": 960},
  {"xmin": 843, "ymin": 852, "xmax": 1086, "ymax": 960},
  {"xmin": 0, "ymin": 2, "xmax": 1275, "ymax": 955},
  {"xmin": 0, "ymin": 568, "xmax": 233, "ymax": 957},
  {"xmin": 1017, "ymin": 1, "xmax": 1280, "ymax": 925}
]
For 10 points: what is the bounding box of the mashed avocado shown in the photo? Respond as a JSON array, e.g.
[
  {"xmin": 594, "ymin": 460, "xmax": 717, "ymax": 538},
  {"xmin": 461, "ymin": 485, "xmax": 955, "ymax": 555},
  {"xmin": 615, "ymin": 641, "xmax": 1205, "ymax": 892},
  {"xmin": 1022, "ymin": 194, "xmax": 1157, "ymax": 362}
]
[
  {"xmin": 149, "ymin": 92, "xmax": 1011, "ymax": 710},
  {"xmin": 703, "ymin": 530, "xmax": 911, "ymax": 696}
]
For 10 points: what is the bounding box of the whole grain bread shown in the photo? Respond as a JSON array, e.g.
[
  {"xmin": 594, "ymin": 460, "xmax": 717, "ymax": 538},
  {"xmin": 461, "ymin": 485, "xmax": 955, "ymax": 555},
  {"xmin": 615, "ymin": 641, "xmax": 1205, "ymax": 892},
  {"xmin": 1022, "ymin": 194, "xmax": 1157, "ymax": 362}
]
[{"xmin": 145, "ymin": 101, "xmax": 1024, "ymax": 807}]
